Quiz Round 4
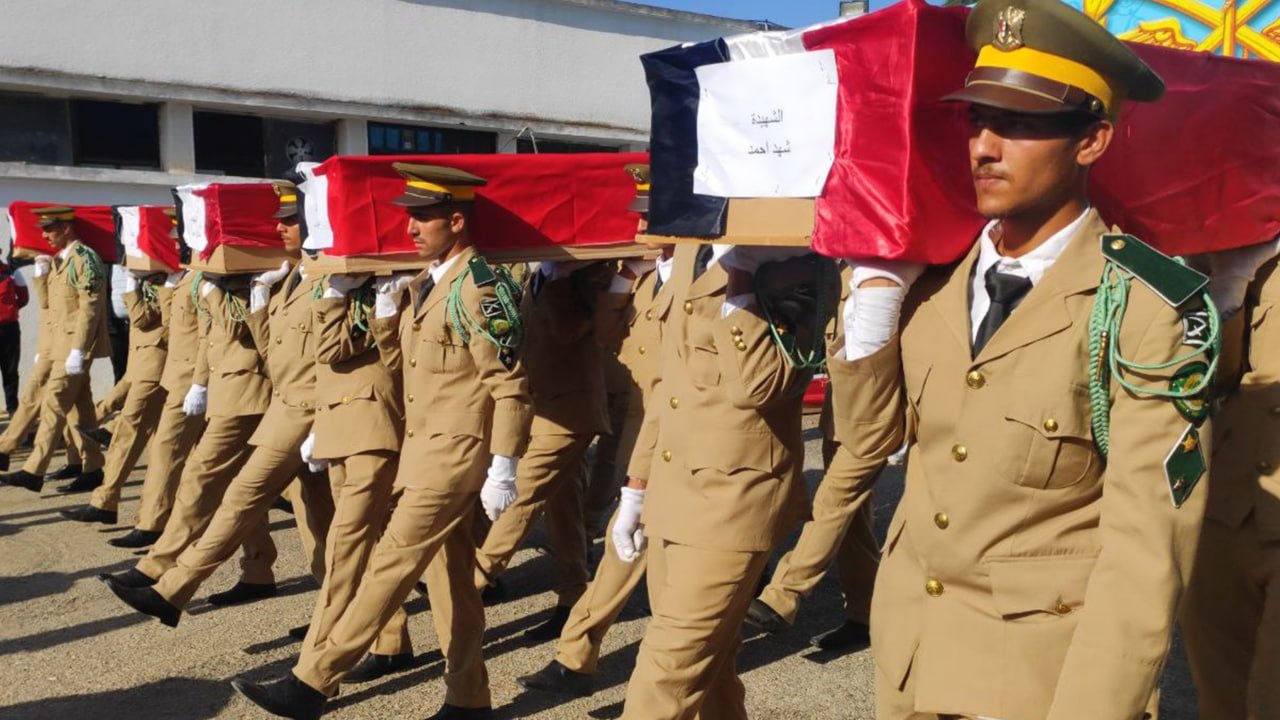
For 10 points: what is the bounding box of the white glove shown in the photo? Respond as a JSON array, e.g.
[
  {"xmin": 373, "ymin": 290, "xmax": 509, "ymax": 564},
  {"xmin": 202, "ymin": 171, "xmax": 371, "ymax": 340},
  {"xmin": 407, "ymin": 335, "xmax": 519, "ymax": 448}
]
[
  {"xmin": 164, "ymin": 271, "xmax": 186, "ymax": 288},
  {"xmin": 251, "ymin": 261, "xmax": 292, "ymax": 313},
  {"xmin": 32, "ymin": 255, "xmax": 53, "ymax": 277},
  {"xmin": 182, "ymin": 384, "xmax": 207, "ymax": 416},
  {"xmin": 1207, "ymin": 237, "xmax": 1280, "ymax": 318},
  {"xmin": 300, "ymin": 433, "xmax": 328, "ymax": 473},
  {"xmin": 374, "ymin": 274, "xmax": 414, "ymax": 319},
  {"xmin": 199, "ymin": 280, "xmax": 217, "ymax": 298},
  {"xmin": 480, "ymin": 455, "xmax": 519, "ymax": 522},
  {"xmin": 612, "ymin": 486, "xmax": 647, "ymax": 562},
  {"xmin": 323, "ymin": 274, "xmax": 371, "ymax": 299},
  {"xmin": 64, "ymin": 348, "xmax": 85, "ymax": 376},
  {"xmin": 720, "ymin": 246, "xmax": 811, "ymax": 274},
  {"xmin": 841, "ymin": 260, "xmax": 925, "ymax": 361},
  {"xmin": 123, "ymin": 272, "xmax": 140, "ymax": 294}
]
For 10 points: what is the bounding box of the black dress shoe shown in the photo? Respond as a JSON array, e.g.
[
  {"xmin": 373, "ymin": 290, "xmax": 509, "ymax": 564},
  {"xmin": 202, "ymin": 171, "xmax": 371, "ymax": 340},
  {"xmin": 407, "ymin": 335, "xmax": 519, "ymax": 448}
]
[
  {"xmin": 745, "ymin": 598, "xmax": 790, "ymax": 634},
  {"xmin": 208, "ymin": 581, "xmax": 278, "ymax": 607},
  {"xmin": 479, "ymin": 577, "xmax": 506, "ymax": 604},
  {"xmin": 77, "ymin": 426, "xmax": 113, "ymax": 448},
  {"xmin": 104, "ymin": 577, "xmax": 180, "ymax": 627},
  {"xmin": 344, "ymin": 652, "xmax": 414, "ymax": 684},
  {"xmin": 1, "ymin": 470, "xmax": 43, "ymax": 493},
  {"xmin": 287, "ymin": 623, "xmax": 311, "ymax": 641},
  {"xmin": 516, "ymin": 660, "xmax": 594, "ymax": 697},
  {"xmin": 99, "ymin": 568, "xmax": 157, "ymax": 588},
  {"xmin": 271, "ymin": 496, "xmax": 295, "ymax": 514},
  {"xmin": 57, "ymin": 468, "xmax": 104, "ymax": 494},
  {"xmin": 231, "ymin": 674, "xmax": 326, "ymax": 720},
  {"xmin": 108, "ymin": 529, "xmax": 162, "ymax": 549},
  {"xmin": 46, "ymin": 463, "xmax": 83, "ymax": 481},
  {"xmin": 427, "ymin": 704, "xmax": 493, "ymax": 720},
  {"xmin": 526, "ymin": 605, "xmax": 572, "ymax": 641},
  {"xmin": 0, "ymin": 451, "xmax": 8, "ymax": 472},
  {"xmin": 810, "ymin": 620, "xmax": 870, "ymax": 651},
  {"xmin": 61, "ymin": 505, "xmax": 118, "ymax": 524}
]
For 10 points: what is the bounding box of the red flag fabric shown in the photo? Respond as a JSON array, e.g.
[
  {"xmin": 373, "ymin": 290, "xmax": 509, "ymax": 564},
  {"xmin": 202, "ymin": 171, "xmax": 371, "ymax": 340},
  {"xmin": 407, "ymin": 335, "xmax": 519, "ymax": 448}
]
[
  {"xmin": 115, "ymin": 206, "xmax": 181, "ymax": 271},
  {"xmin": 193, "ymin": 183, "xmax": 282, "ymax": 261},
  {"xmin": 7, "ymin": 201, "xmax": 120, "ymax": 263},
  {"xmin": 306, "ymin": 153, "xmax": 649, "ymax": 256}
]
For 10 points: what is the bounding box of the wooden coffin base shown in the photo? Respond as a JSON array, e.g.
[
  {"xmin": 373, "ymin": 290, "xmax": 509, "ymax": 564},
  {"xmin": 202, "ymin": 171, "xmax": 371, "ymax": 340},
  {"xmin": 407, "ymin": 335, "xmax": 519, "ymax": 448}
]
[
  {"xmin": 639, "ymin": 197, "xmax": 814, "ymax": 248},
  {"xmin": 303, "ymin": 242, "xmax": 660, "ymax": 275},
  {"xmin": 124, "ymin": 253, "xmax": 179, "ymax": 274},
  {"xmin": 185, "ymin": 244, "xmax": 296, "ymax": 274}
]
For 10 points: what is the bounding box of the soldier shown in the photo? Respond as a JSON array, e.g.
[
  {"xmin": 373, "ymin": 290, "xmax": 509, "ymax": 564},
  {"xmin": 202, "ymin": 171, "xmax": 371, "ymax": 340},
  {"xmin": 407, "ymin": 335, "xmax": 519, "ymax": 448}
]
[
  {"xmin": 231, "ymin": 163, "xmax": 533, "ymax": 720},
  {"xmin": 1180, "ymin": 239, "xmax": 1280, "ymax": 719},
  {"xmin": 518, "ymin": 164, "xmax": 676, "ymax": 697},
  {"xmin": 746, "ymin": 261, "xmax": 886, "ymax": 651},
  {"xmin": 103, "ymin": 181, "xmax": 334, "ymax": 624},
  {"xmin": 0, "ymin": 253, "xmax": 56, "ymax": 468},
  {"xmin": 111, "ymin": 258, "xmax": 208, "ymax": 548},
  {"xmin": 471, "ymin": 253, "xmax": 614, "ymax": 639},
  {"xmin": 616, "ymin": 239, "xmax": 835, "ymax": 719},
  {"xmin": 61, "ymin": 267, "xmax": 170, "ymax": 525},
  {"xmin": 1, "ymin": 207, "xmax": 108, "ymax": 493},
  {"xmin": 844, "ymin": 2, "xmax": 1215, "ymax": 717},
  {"xmin": 289, "ymin": 269, "xmax": 415, "ymax": 683}
]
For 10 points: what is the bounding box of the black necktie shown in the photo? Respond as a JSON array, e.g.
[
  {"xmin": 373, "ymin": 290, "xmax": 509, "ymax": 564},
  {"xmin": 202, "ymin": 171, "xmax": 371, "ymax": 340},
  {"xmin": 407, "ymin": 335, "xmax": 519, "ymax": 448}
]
[
  {"xmin": 972, "ymin": 264, "xmax": 1033, "ymax": 356},
  {"xmin": 285, "ymin": 271, "xmax": 301, "ymax": 299},
  {"xmin": 414, "ymin": 276, "xmax": 436, "ymax": 314},
  {"xmin": 693, "ymin": 245, "xmax": 714, "ymax": 281}
]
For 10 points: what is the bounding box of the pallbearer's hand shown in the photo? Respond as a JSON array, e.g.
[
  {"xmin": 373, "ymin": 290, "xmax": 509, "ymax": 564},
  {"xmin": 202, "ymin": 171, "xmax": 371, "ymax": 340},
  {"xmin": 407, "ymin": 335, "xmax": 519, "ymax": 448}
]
[
  {"xmin": 374, "ymin": 273, "xmax": 414, "ymax": 319},
  {"xmin": 64, "ymin": 348, "xmax": 85, "ymax": 376},
  {"xmin": 480, "ymin": 455, "xmax": 519, "ymax": 522},
  {"xmin": 182, "ymin": 384, "xmax": 207, "ymax": 416},
  {"xmin": 325, "ymin": 273, "xmax": 371, "ymax": 297},
  {"xmin": 612, "ymin": 487, "xmax": 647, "ymax": 562}
]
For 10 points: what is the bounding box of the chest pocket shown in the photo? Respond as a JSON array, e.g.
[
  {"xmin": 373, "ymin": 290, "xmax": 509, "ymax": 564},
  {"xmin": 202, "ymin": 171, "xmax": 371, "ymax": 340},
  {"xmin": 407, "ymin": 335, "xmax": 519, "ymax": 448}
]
[
  {"xmin": 1004, "ymin": 383, "xmax": 1097, "ymax": 489},
  {"xmin": 421, "ymin": 329, "xmax": 467, "ymax": 374},
  {"xmin": 686, "ymin": 341, "xmax": 721, "ymax": 388}
]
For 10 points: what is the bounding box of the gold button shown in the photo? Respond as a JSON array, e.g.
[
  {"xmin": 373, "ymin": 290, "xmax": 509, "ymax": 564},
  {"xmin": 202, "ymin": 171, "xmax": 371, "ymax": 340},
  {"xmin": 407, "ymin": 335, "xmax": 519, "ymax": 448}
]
[
  {"xmin": 1109, "ymin": 238, "xmax": 1126, "ymax": 251},
  {"xmin": 342, "ymin": 396, "xmax": 351, "ymax": 404},
  {"xmin": 412, "ymin": 322, "xmax": 421, "ymax": 331},
  {"xmin": 730, "ymin": 326, "xmax": 742, "ymax": 336},
  {"xmin": 925, "ymin": 579, "xmax": 944, "ymax": 597},
  {"xmin": 407, "ymin": 394, "xmax": 415, "ymax": 403},
  {"xmin": 301, "ymin": 401, "xmax": 308, "ymax": 409},
  {"xmin": 965, "ymin": 371, "xmax": 985, "ymax": 389},
  {"xmin": 735, "ymin": 340, "xmax": 747, "ymax": 351},
  {"xmin": 1043, "ymin": 418, "xmax": 1059, "ymax": 433},
  {"xmin": 669, "ymin": 397, "xmax": 679, "ymax": 409},
  {"xmin": 951, "ymin": 444, "xmax": 968, "ymax": 462},
  {"xmin": 274, "ymin": 390, "xmax": 281, "ymax": 397},
  {"xmin": 661, "ymin": 450, "xmax": 672, "ymax": 462},
  {"xmin": 934, "ymin": 512, "xmax": 949, "ymax": 530},
  {"xmin": 406, "ymin": 429, "xmax": 414, "ymax": 438},
  {"xmin": 276, "ymin": 337, "xmax": 283, "ymax": 344},
  {"xmin": 1055, "ymin": 602, "xmax": 1072, "ymax": 615},
  {"xmin": 645, "ymin": 310, "xmax": 653, "ymax": 320},
  {"xmin": 638, "ymin": 346, "xmax": 646, "ymax": 355},
  {"xmin": 683, "ymin": 300, "xmax": 694, "ymax": 315},
  {"xmin": 209, "ymin": 341, "xmax": 214, "ymax": 348},
  {"xmin": 1259, "ymin": 461, "xmax": 1274, "ymax": 474},
  {"xmin": 410, "ymin": 358, "xmax": 417, "ymax": 367}
]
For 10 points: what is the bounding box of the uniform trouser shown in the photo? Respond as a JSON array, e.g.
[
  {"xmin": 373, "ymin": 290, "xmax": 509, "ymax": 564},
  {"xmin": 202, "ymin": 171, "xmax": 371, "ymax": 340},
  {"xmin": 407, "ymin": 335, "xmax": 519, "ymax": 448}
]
[
  {"xmin": 474, "ymin": 432, "xmax": 594, "ymax": 606},
  {"xmin": 294, "ymin": 434, "xmax": 490, "ymax": 708},
  {"xmin": 584, "ymin": 391, "xmax": 630, "ymax": 532},
  {"xmin": 135, "ymin": 414, "xmax": 275, "ymax": 585},
  {"xmin": 88, "ymin": 381, "xmax": 165, "ymax": 512},
  {"xmin": 302, "ymin": 451, "xmax": 411, "ymax": 657},
  {"xmin": 134, "ymin": 391, "xmax": 205, "ymax": 532},
  {"xmin": 0, "ymin": 352, "xmax": 51, "ymax": 453},
  {"xmin": 556, "ymin": 506, "xmax": 648, "ymax": 674},
  {"xmin": 876, "ymin": 664, "xmax": 981, "ymax": 720},
  {"xmin": 1182, "ymin": 513, "xmax": 1280, "ymax": 719},
  {"xmin": 22, "ymin": 369, "xmax": 103, "ymax": 474},
  {"xmin": 154, "ymin": 443, "xmax": 334, "ymax": 609},
  {"xmin": 621, "ymin": 536, "xmax": 770, "ymax": 720},
  {"xmin": 0, "ymin": 323, "xmax": 19, "ymax": 413},
  {"xmin": 93, "ymin": 377, "xmax": 131, "ymax": 426},
  {"xmin": 758, "ymin": 448, "xmax": 881, "ymax": 625}
]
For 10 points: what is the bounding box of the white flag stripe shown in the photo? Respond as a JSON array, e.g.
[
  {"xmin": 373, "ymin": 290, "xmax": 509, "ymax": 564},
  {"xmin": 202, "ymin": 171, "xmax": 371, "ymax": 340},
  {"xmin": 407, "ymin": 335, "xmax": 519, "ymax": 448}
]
[
  {"xmin": 175, "ymin": 184, "xmax": 210, "ymax": 253},
  {"xmin": 116, "ymin": 206, "xmax": 144, "ymax": 258}
]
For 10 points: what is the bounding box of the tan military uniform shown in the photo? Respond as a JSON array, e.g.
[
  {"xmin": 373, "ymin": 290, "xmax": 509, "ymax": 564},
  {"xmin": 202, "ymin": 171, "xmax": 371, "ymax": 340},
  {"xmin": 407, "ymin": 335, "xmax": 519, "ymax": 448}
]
[
  {"xmin": 152, "ymin": 267, "xmax": 333, "ymax": 609},
  {"xmin": 850, "ymin": 211, "xmax": 1208, "ymax": 720},
  {"xmin": 584, "ymin": 351, "xmax": 631, "ymax": 532},
  {"xmin": 300, "ymin": 290, "xmax": 411, "ymax": 658},
  {"xmin": 135, "ymin": 280, "xmax": 276, "ymax": 585},
  {"xmin": 93, "ymin": 377, "xmax": 131, "ymax": 425},
  {"xmin": 757, "ymin": 266, "xmax": 884, "ymax": 627},
  {"xmin": 293, "ymin": 246, "xmax": 533, "ymax": 710},
  {"xmin": 89, "ymin": 279, "xmax": 170, "ymax": 513},
  {"xmin": 1182, "ymin": 256, "xmax": 1280, "ymax": 719},
  {"xmin": 621, "ymin": 245, "xmax": 816, "ymax": 720},
  {"xmin": 557, "ymin": 266, "xmax": 669, "ymax": 673},
  {"xmin": 0, "ymin": 272, "xmax": 56, "ymax": 454},
  {"xmin": 474, "ymin": 264, "xmax": 613, "ymax": 607},
  {"xmin": 132, "ymin": 272, "xmax": 206, "ymax": 532},
  {"xmin": 22, "ymin": 240, "xmax": 110, "ymax": 475}
]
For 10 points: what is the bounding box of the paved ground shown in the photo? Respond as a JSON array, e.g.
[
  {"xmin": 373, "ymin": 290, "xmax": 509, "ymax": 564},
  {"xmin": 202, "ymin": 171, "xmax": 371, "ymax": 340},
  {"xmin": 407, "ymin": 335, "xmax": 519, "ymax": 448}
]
[{"xmin": 0, "ymin": 419, "xmax": 1199, "ymax": 719}]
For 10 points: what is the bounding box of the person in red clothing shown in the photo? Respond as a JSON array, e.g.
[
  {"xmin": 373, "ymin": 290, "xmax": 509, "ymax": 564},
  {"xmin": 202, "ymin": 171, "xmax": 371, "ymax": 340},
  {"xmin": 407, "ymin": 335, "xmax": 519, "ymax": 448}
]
[{"xmin": 0, "ymin": 258, "xmax": 31, "ymax": 414}]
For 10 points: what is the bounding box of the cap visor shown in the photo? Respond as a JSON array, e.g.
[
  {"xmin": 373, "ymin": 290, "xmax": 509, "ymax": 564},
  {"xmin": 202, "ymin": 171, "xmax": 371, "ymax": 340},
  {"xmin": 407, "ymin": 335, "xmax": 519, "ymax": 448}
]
[
  {"xmin": 272, "ymin": 207, "xmax": 298, "ymax": 220},
  {"xmin": 942, "ymin": 83, "xmax": 1073, "ymax": 115},
  {"xmin": 391, "ymin": 192, "xmax": 443, "ymax": 208}
]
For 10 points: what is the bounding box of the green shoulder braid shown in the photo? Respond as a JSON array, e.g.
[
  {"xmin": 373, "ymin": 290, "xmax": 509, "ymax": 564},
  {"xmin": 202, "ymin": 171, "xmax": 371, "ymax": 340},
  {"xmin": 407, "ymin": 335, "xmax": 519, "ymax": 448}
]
[
  {"xmin": 67, "ymin": 244, "xmax": 105, "ymax": 292},
  {"xmin": 446, "ymin": 255, "xmax": 524, "ymax": 355}
]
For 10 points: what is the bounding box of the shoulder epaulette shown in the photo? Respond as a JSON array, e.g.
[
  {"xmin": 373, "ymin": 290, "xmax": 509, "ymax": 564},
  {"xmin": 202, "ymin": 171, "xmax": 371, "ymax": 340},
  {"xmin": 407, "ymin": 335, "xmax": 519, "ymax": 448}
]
[
  {"xmin": 67, "ymin": 244, "xmax": 105, "ymax": 290},
  {"xmin": 468, "ymin": 255, "xmax": 497, "ymax": 288},
  {"xmin": 1100, "ymin": 234, "xmax": 1208, "ymax": 308}
]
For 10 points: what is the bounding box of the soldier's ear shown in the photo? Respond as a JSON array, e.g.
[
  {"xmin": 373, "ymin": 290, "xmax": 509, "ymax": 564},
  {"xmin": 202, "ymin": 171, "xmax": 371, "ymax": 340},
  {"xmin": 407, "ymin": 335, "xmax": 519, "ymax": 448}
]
[{"xmin": 1075, "ymin": 119, "xmax": 1113, "ymax": 169}]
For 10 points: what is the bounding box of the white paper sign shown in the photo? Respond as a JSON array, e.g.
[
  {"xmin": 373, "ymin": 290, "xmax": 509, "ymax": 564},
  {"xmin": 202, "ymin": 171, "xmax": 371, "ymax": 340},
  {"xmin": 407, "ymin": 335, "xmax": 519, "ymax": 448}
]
[
  {"xmin": 693, "ymin": 49, "xmax": 839, "ymax": 198},
  {"xmin": 116, "ymin": 206, "xmax": 144, "ymax": 258}
]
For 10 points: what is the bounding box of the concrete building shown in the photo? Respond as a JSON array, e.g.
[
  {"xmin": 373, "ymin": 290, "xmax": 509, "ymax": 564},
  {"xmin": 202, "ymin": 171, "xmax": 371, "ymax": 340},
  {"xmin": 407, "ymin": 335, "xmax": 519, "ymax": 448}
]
[{"xmin": 0, "ymin": 0, "xmax": 789, "ymax": 392}]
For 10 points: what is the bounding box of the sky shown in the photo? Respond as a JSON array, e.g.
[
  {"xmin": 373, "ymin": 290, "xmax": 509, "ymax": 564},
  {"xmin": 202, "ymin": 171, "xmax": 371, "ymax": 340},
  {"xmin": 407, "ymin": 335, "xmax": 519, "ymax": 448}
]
[{"xmin": 634, "ymin": 0, "xmax": 878, "ymax": 28}]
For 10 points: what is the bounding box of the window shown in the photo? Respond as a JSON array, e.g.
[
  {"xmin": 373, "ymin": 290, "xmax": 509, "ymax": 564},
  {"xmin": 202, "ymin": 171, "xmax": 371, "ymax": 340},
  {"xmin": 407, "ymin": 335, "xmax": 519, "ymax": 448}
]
[
  {"xmin": 0, "ymin": 92, "xmax": 72, "ymax": 165},
  {"xmin": 516, "ymin": 138, "xmax": 621, "ymax": 154},
  {"xmin": 368, "ymin": 122, "xmax": 495, "ymax": 155},
  {"xmin": 194, "ymin": 112, "xmax": 336, "ymax": 178},
  {"xmin": 71, "ymin": 99, "xmax": 161, "ymax": 169}
]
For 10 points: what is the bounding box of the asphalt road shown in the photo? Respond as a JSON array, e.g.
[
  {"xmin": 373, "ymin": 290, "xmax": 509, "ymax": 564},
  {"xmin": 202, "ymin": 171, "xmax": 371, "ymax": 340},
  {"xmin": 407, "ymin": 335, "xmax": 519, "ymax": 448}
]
[{"xmin": 0, "ymin": 419, "xmax": 1199, "ymax": 719}]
